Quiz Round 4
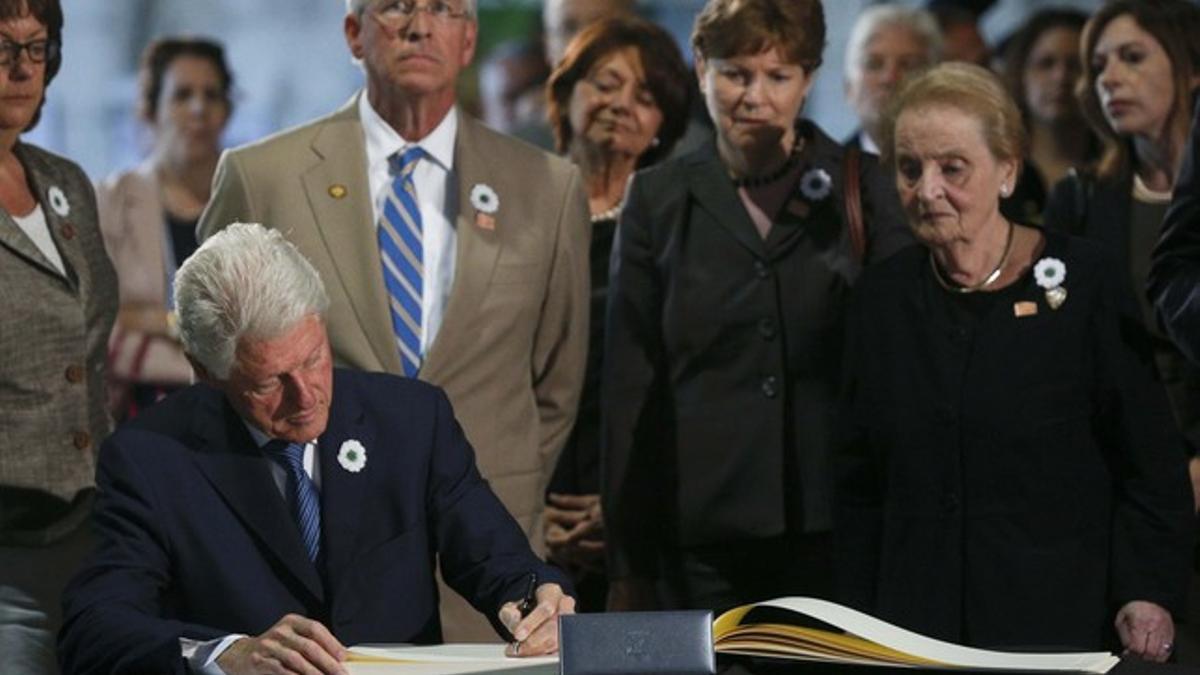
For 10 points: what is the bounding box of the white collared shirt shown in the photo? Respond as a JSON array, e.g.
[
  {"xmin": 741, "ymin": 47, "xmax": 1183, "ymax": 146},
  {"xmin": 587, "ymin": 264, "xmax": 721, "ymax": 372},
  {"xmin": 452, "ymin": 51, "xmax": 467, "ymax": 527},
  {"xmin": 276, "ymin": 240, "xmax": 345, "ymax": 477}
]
[
  {"xmin": 13, "ymin": 204, "xmax": 65, "ymax": 276},
  {"xmin": 359, "ymin": 91, "xmax": 459, "ymax": 356},
  {"xmin": 242, "ymin": 421, "xmax": 321, "ymax": 492},
  {"xmin": 859, "ymin": 131, "xmax": 881, "ymax": 156}
]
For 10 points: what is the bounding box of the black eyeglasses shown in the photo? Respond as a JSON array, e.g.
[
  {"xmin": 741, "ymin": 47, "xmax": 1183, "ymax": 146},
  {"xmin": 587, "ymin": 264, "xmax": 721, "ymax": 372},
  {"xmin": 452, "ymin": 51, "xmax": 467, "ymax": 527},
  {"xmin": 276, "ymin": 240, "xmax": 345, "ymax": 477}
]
[{"xmin": 0, "ymin": 38, "xmax": 59, "ymax": 67}]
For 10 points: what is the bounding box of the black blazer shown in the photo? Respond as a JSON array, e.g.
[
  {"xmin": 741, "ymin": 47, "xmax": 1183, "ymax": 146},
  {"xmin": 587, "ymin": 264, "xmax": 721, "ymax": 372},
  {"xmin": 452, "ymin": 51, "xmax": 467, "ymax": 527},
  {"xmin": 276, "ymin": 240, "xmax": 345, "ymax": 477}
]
[
  {"xmin": 602, "ymin": 121, "xmax": 912, "ymax": 580},
  {"xmin": 1046, "ymin": 167, "xmax": 1200, "ymax": 452},
  {"xmin": 836, "ymin": 232, "xmax": 1192, "ymax": 649},
  {"xmin": 1152, "ymin": 102, "xmax": 1200, "ymax": 364}
]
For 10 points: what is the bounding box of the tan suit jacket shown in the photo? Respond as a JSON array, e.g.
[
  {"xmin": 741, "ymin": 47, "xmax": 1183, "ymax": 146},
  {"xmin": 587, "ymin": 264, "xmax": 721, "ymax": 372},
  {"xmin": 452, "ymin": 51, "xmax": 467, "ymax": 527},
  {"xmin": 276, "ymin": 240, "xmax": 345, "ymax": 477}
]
[
  {"xmin": 197, "ymin": 96, "xmax": 589, "ymax": 639},
  {"xmin": 0, "ymin": 143, "xmax": 118, "ymax": 538}
]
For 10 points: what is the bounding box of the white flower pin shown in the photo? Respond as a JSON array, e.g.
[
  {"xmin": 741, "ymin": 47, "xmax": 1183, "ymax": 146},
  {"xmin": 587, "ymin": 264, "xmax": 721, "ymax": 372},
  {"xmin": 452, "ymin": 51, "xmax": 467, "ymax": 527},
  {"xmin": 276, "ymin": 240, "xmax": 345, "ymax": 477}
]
[
  {"xmin": 470, "ymin": 183, "xmax": 500, "ymax": 214},
  {"xmin": 1033, "ymin": 257, "xmax": 1068, "ymax": 310},
  {"xmin": 799, "ymin": 168, "xmax": 832, "ymax": 202},
  {"xmin": 47, "ymin": 185, "xmax": 70, "ymax": 217},
  {"xmin": 337, "ymin": 439, "xmax": 367, "ymax": 473}
]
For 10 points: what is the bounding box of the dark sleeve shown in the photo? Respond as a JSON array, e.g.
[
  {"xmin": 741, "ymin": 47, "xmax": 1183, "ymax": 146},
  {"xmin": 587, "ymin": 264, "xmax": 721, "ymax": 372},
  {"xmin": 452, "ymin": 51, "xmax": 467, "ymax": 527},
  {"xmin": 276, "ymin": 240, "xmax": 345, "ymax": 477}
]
[
  {"xmin": 427, "ymin": 387, "xmax": 571, "ymax": 638},
  {"xmin": 58, "ymin": 438, "xmax": 223, "ymax": 675},
  {"xmin": 1091, "ymin": 265, "xmax": 1194, "ymax": 616},
  {"xmin": 1150, "ymin": 103, "xmax": 1200, "ymax": 364},
  {"xmin": 859, "ymin": 151, "xmax": 915, "ymax": 264},
  {"xmin": 832, "ymin": 282, "xmax": 884, "ymax": 612},
  {"xmin": 601, "ymin": 173, "xmax": 667, "ymax": 581},
  {"xmin": 1043, "ymin": 172, "xmax": 1086, "ymax": 235}
]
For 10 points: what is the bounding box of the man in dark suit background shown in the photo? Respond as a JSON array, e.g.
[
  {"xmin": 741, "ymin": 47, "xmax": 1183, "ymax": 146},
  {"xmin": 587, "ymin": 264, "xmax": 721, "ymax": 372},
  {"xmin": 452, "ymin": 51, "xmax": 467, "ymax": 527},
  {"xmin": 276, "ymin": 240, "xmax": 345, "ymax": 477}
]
[{"xmin": 58, "ymin": 223, "xmax": 572, "ymax": 675}]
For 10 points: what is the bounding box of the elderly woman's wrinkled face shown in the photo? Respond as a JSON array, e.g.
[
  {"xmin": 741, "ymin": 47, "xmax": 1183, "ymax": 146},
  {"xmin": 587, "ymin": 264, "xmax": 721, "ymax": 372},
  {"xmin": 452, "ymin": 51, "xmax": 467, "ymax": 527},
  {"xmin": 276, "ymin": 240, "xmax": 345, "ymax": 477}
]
[
  {"xmin": 567, "ymin": 46, "xmax": 663, "ymax": 161},
  {"xmin": 1092, "ymin": 14, "xmax": 1176, "ymax": 140},
  {"xmin": 698, "ymin": 46, "xmax": 813, "ymax": 157},
  {"xmin": 894, "ymin": 104, "xmax": 1016, "ymax": 247},
  {"xmin": 1023, "ymin": 26, "xmax": 1082, "ymax": 126},
  {"xmin": 155, "ymin": 55, "xmax": 229, "ymax": 163},
  {"xmin": 0, "ymin": 11, "xmax": 47, "ymax": 134}
]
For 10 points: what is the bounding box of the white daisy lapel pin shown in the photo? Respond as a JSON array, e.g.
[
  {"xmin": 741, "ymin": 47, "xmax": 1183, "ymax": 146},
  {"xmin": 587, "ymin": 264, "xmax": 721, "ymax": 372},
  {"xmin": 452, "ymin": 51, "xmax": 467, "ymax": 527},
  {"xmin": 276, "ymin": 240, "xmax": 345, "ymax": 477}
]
[
  {"xmin": 337, "ymin": 439, "xmax": 367, "ymax": 473},
  {"xmin": 799, "ymin": 167, "xmax": 832, "ymax": 202},
  {"xmin": 1033, "ymin": 257, "xmax": 1067, "ymax": 310},
  {"xmin": 470, "ymin": 183, "xmax": 499, "ymax": 231},
  {"xmin": 787, "ymin": 167, "xmax": 833, "ymax": 219},
  {"xmin": 47, "ymin": 185, "xmax": 70, "ymax": 217}
]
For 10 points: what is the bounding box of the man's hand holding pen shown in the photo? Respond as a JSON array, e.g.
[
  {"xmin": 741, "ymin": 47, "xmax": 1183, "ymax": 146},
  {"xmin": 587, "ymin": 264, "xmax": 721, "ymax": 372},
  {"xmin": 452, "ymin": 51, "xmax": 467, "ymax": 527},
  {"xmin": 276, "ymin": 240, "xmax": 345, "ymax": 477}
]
[{"xmin": 498, "ymin": 574, "xmax": 575, "ymax": 657}]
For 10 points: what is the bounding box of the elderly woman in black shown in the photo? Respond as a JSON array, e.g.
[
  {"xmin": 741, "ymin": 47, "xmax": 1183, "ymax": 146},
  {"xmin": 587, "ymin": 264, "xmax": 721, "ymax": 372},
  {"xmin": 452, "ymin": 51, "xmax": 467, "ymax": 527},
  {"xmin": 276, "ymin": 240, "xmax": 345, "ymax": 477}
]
[
  {"xmin": 836, "ymin": 62, "xmax": 1192, "ymax": 660},
  {"xmin": 603, "ymin": 0, "xmax": 911, "ymax": 613},
  {"xmin": 542, "ymin": 15, "xmax": 691, "ymax": 612}
]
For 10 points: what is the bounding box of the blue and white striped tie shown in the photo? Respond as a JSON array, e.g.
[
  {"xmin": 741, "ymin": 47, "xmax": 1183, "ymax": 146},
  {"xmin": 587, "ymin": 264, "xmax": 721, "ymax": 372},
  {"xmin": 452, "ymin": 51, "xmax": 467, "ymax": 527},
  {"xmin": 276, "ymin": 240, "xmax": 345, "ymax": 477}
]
[
  {"xmin": 378, "ymin": 147, "xmax": 425, "ymax": 377},
  {"xmin": 265, "ymin": 441, "xmax": 321, "ymax": 563}
]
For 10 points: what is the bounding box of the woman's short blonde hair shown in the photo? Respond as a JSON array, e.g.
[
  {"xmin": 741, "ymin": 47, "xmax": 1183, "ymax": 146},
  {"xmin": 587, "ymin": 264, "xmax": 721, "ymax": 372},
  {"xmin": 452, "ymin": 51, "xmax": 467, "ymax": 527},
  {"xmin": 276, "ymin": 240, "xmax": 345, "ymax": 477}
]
[
  {"xmin": 691, "ymin": 0, "xmax": 825, "ymax": 72},
  {"xmin": 880, "ymin": 62, "xmax": 1026, "ymax": 170}
]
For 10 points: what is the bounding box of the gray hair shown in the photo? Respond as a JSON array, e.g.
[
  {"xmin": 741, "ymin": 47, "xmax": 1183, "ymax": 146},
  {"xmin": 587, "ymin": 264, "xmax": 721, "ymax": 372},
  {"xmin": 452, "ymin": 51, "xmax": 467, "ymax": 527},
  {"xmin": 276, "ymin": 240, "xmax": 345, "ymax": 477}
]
[
  {"xmin": 345, "ymin": 0, "xmax": 477, "ymax": 19},
  {"xmin": 174, "ymin": 223, "xmax": 330, "ymax": 379},
  {"xmin": 844, "ymin": 5, "xmax": 941, "ymax": 83}
]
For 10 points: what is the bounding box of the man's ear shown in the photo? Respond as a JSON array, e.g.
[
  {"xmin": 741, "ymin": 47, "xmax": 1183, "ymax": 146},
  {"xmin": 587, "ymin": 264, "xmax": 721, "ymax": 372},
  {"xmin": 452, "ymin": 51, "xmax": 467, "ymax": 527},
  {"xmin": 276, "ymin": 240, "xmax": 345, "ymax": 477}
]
[{"xmin": 345, "ymin": 11, "xmax": 365, "ymax": 61}]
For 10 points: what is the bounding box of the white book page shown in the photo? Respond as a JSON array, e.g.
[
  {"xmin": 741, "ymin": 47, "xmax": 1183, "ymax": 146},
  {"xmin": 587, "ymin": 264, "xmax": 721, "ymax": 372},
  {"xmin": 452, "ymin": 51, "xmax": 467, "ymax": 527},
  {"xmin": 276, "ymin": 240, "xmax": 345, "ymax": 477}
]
[
  {"xmin": 758, "ymin": 598, "xmax": 1118, "ymax": 673},
  {"xmin": 349, "ymin": 643, "xmax": 556, "ymax": 673}
]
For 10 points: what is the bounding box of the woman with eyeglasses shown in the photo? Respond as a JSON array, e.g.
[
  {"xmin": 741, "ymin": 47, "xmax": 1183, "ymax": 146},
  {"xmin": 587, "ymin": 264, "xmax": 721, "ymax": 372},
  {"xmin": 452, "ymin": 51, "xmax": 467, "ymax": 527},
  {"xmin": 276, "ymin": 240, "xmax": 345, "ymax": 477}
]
[
  {"xmin": 97, "ymin": 37, "xmax": 234, "ymax": 421},
  {"xmin": 0, "ymin": 0, "xmax": 118, "ymax": 671}
]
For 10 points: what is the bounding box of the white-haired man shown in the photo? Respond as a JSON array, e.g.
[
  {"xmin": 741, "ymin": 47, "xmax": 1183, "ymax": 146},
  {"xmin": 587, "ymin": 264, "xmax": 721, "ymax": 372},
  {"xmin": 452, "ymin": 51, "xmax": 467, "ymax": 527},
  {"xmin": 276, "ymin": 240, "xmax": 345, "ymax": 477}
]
[
  {"xmin": 843, "ymin": 5, "xmax": 941, "ymax": 154},
  {"xmin": 197, "ymin": 0, "xmax": 589, "ymax": 640},
  {"xmin": 59, "ymin": 223, "xmax": 574, "ymax": 675}
]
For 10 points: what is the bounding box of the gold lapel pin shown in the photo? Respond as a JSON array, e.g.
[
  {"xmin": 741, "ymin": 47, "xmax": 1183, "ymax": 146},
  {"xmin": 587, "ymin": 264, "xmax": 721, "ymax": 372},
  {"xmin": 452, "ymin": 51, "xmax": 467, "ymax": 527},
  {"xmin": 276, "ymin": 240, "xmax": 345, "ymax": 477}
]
[
  {"xmin": 328, "ymin": 184, "xmax": 347, "ymax": 199},
  {"xmin": 1013, "ymin": 301, "xmax": 1038, "ymax": 317}
]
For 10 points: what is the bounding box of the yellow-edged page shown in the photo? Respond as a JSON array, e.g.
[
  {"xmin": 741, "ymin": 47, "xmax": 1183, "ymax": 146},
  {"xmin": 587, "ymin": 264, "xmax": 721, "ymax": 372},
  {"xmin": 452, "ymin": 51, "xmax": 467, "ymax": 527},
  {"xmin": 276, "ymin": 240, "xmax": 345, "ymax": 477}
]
[{"xmin": 713, "ymin": 597, "xmax": 1119, "ymax": 673}]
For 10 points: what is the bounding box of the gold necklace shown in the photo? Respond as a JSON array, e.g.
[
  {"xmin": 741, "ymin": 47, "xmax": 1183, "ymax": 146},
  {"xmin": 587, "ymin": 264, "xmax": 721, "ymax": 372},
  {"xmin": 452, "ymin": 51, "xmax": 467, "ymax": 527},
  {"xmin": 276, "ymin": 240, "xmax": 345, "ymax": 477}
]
[{"xmin": 929, "ymin": 220, "xmax": 1015, "ymax": 293}]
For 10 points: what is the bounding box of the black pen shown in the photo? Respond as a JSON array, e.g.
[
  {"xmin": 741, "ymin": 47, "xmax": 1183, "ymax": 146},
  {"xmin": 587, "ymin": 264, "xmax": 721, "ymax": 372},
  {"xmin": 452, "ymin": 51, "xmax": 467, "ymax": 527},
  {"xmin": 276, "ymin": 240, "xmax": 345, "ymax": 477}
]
[{"xmin": 517, "ymin": 572, "xmax": 538, "ymax": 618}]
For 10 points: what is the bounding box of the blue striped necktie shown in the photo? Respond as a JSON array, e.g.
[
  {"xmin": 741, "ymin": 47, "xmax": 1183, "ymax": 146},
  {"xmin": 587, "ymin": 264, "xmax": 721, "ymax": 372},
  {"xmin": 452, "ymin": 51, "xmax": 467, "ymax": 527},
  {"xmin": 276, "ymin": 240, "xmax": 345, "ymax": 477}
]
[
  {"xmin": 264, "ymin": 440, "xmax": 321, "ymax": 563},
  {"xmin": 378, "ymin": 147, "xmax": 425, "ymax": 377}
]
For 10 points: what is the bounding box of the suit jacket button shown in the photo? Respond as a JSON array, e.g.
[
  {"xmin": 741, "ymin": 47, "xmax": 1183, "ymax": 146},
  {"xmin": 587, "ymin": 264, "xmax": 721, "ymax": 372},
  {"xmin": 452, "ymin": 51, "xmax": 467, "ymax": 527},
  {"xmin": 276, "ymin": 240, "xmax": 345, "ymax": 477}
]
[
  {"xmin": 61, "ymin": 222, "xmax": 75, "ymax": 240},
  {"xmin": 65, "ymin": 364, "xmax": 84, "ymax": 383},
  {"xmin": 758, "ymin": 317, "xmax": 777, "ymax": 339},
  {"xmin": 754, "ymin": 260, "xmax": 770, "ymax": 279},
  {"xmin": 73, "ymin": 431, "xmax": 91, "ymax": 450},
  {"xmin": 761, "ymin": 375, "xmax": 778, "ymax": 398}
]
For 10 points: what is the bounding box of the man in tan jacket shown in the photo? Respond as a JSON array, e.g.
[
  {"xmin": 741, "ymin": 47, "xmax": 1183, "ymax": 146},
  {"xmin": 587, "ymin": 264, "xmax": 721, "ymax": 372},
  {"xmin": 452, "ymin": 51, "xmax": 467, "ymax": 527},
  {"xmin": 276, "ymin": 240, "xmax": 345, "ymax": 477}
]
[{"xmin": 198, "ymin": 0, "xmax": 588, "ymax": 640}]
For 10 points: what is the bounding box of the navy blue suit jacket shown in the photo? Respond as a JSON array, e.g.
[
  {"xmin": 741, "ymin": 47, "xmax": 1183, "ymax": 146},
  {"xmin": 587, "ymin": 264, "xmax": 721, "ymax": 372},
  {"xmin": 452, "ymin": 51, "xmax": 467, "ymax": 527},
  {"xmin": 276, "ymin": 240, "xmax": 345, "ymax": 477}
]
[{"xmin": 58, "ymin": 369, "xmax": 567, "ymax": 674}]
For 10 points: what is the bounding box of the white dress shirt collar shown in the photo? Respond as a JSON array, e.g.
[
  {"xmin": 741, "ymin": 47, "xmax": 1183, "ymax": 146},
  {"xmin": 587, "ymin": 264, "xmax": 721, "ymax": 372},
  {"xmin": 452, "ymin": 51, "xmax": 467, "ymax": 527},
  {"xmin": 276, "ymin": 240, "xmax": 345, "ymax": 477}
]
[
  {"xmin": 240, "ymin": 418, "xmax": 320, "ymax": 487},
  {"xmin": 359, "ymin": 90, "xmax": 458, "ymax": 173}
]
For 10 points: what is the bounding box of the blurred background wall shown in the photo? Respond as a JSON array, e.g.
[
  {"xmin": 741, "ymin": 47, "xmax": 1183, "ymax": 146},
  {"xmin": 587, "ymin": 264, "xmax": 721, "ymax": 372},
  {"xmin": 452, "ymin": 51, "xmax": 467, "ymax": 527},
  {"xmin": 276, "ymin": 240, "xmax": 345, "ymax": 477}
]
[{"xmin": 32, "ymin": 0, "xmax": 1101, "ymax": 183}]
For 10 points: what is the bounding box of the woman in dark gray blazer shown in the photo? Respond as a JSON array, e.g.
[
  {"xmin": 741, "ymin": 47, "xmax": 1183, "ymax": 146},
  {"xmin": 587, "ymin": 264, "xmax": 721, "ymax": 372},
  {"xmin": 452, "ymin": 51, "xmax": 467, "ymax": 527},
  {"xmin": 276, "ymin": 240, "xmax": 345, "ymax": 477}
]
[
  {"xmin": 0, "ymin": 0, "xmax": 118, "ymax": 670},
  {"xmin": 602, "ymin": 0, "xmax": 911, "ymax": 613}
]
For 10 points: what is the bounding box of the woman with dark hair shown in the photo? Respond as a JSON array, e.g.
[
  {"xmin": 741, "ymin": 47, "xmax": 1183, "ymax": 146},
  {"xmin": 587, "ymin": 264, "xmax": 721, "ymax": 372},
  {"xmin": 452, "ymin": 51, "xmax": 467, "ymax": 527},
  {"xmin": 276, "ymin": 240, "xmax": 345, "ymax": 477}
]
[
  {"xmin": 97, "ymin": 36, "xmax": 234, "ymax": 419},
  {"xmin": 1045, "ymin": 0, "xmax": 1200, "ymax": 509},
  {"xmin": 602, "ymin": 0, "xmax": 911, "ymax": 613},
  {"xmin": 999, "ymin": 8, "xmax": 1096, "ymax": 224},
  {"xmin": 542, "ymin": 15, "xmax": 690, "ymax": 611},
  {"xmin": 0, "ymin": 0, "xmax": 118, "ymax": 670}
]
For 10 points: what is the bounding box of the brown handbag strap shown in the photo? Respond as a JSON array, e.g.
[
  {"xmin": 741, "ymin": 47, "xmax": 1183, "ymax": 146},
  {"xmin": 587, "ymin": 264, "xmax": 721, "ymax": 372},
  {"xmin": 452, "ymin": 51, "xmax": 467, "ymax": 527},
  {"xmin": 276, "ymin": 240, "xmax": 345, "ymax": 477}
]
[{"xmin": 843, "ymin": 145, "xmax": 867, "ymax": 262}]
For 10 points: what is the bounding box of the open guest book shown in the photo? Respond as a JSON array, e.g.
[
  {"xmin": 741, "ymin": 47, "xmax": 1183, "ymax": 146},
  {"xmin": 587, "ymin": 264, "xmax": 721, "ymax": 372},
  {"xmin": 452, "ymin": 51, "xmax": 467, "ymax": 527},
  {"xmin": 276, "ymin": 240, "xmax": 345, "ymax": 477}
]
[
  {"xmin": 346, "ymin": 644, "xmax": 555, "ymax": 674},
  {"xmin": 714, "ymin": 597, "xmax": 1119, "ymax": 673}
]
